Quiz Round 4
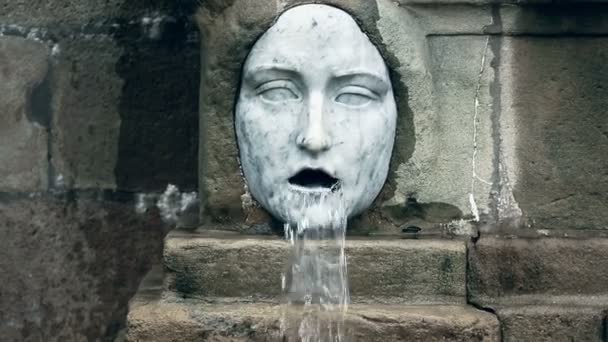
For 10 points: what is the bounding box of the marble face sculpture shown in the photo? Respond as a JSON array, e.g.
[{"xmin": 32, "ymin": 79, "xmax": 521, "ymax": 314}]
[{"xmin": 235, "ymin": 4, "xmax": 397, "ymax": 227}]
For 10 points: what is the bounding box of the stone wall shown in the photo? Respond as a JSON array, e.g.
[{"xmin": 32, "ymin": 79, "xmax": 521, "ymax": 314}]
[
  {"xmin": 0, "ymin": 1, "xmax": 200, "ymax": 340},
  {"xmin": 1, "ymin": 0, "xmax": 608, "ymax": 341}
]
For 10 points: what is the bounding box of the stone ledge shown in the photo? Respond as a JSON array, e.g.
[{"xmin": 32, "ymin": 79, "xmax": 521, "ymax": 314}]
[
  {"xmin": 497, "ymin": 305, "xmax": 606, "ymax": 342},
  {"xmin": 468, "ymin": 237, "xmax": 608, "ymax": 307},
  {"xmin": 163, "ymin": 231, "xmax": 466, "ymax": 304},
  {"xmin": 127, "ymin": 298, "xmax": 500, "ymax": 342}
]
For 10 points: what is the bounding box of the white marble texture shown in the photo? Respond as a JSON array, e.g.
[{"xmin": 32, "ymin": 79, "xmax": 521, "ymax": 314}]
[{"xmin": 235, "ymin": 4, "xmax": 397, "ymax": 227}]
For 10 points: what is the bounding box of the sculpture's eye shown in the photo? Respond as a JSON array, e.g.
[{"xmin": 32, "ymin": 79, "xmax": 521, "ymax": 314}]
[
  {"xmin": 335, "ymin": 86, "xmax": 378, "ymax": 107},
  {"xmin": 257, "ymin": 80, "xmax": 300, "ymax": 102}
]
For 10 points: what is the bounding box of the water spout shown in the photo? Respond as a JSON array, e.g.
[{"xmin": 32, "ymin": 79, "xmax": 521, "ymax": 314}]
[{"xmin": 281, "ymin": 191, "xmax": 350, "ymax": 341}]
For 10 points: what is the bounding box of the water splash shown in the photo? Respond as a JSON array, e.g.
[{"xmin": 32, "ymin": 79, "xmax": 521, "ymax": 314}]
[{"xmin": 280, "ymin": 189, "xmax": 350, "ymax": 342}]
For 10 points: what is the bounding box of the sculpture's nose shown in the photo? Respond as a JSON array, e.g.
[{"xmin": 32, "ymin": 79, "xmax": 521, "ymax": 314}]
[{"xmin": 296, "ymin": 92, "xmax": 331, "ymax": 154}]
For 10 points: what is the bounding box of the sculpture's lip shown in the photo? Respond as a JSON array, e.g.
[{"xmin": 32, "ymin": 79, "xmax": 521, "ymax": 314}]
[{"xmin": 288, "ymin": 168, "xmax": 340, "ymax": 192}]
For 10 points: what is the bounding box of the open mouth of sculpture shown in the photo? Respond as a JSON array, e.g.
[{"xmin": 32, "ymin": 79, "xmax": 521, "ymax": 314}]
[{"xmin": 288, "ymin": 168, "xmax": 340, "ymax": 191}]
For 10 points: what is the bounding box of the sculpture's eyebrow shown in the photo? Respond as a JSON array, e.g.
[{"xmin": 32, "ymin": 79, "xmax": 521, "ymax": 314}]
[{"xmin": 244, "ymin": 65, "xmax": 301, "ymax": 85}]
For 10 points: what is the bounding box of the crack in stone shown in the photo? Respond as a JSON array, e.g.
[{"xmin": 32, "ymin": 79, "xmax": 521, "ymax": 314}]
[{"xmin": 469, "ymin": 36, "xmax": 492, "ymax": 222}]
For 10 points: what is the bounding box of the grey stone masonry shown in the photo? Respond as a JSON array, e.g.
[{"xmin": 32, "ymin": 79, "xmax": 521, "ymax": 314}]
[
  {"xmin": 127, "ymin": 297, "xmax": 500, "ymax": 341},
  {"xmin": 468, "ymin": 237, "xmax": 608, "ymax": 307},
  {"xmin": 1, "ymin": 2, "xmax": 200, "ymax": 193},
  {"xmin": 0, "ymin": 37, "xmax": 49, "ymax": 191},
  {"xmin": 164, "ymin": 231, "xmax": 467, "ymax": 304},
  {"xmin": 0, "ymin": 1, "xmax": 199, "ymax": 341},
  {"xmin": 497, "ymin": 306, "xmax": 605, "ymax": 342},
  {"xmin": 50, "ymin": 36, "xmax": 123, "ymax": 190}
]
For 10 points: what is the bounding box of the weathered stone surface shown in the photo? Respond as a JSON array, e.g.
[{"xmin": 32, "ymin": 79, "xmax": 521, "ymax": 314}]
[
  {"xmin": 51, "ymin": 36, "xmax": 123, "ymax": 189},
  {"xmin": 468, "ymin": 237, "xmax": 608, "ymax": 307},
  {"xmin": 0, "ymin": 0, "xmax": 198, "ymax": 26},
  {"xmin": 499, "ymin": 4, "xmax": 608, "ymax": 35},
  {"xmin": 0, "ymin": 196, "xmax": 168, "ymax": 341},
  {"xmin": 0, "ymin": 37, "xmax": 49, "ymax": 192},
  {"xmin": 49, "ymin": 31, "xmax": 199, "ymax": 192},
  {"xmin": 497, "ymin": 306, "xmax": 604, "ymax": 342},
  {"xmin": 499, "ymin": 37, "xmax": 608, "ymax": 230},
  {"xmin": 391, "ymin": 35, "xmax": 495, "ymax": 220},
  {"xmin": 127, "ymin": 298, "xmax": 500, "ymax": 342},
  {"xmin": 395, "ymin": 3, "xmax": 608, "ymax": 36},
  {"xmin": 164, "ymin": 232, "xmax": 466, "ymax": 304},
  {"xmin": 409, "ymin": 5, "xmax": 493, "ymax": 35}
]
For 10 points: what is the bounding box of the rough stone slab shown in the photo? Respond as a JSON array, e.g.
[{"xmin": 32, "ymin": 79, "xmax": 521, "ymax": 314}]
[
  {"xmin": 127, "ymin": 298, "xmax": 500, "ymax": 342},
  {"xmin": 468, "ymin": 237, "xmax": 608, "ymax": 307},
  {"xmin": 164, "ymin": 232, "xmax": 466, "ymax": 304},
  {"xmin": 0, "ymin": 36, "xmax": 49, "ymax": 191},
  {"xmin": 409, "ymin": 5, "xmax": 494, "ymax": 35},
  {"xmin": 404, "ymin": 35, "xmax": 495, "ymax": 217},
  {"xmin": 499, "ymin": 37, "xmax": 608, "ymax": 230},
  {"xmin": 50, "ymin": 36, "xmax": 123, "ymax": 189},
  {"xmin": 499, "ymin": 5, "xmax": 608, "ymax": 36},
  {"xmin": 0, "ymin": 0, "xmax": 198, "ymax": 26},
  {"xmin": 497, "ymin": 306, "xmax": 605, "ymax": 342},
  {"xmin": 49, "ymin": 33, "xmax": 200, "ymax": 192},
  {"xmin": 0, "ymin": 196, "xmax": 167, "ymax": 341}
]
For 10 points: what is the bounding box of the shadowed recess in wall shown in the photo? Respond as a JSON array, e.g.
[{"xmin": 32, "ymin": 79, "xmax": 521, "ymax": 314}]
[{"xmin": 114, "ymin": 11, "xmax": 200, "ymax": 193}]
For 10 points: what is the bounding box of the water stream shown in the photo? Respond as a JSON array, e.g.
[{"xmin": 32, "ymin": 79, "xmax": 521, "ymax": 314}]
[{"xmin": 280, "ymin": 190, "xmax": 350, "ymax": 342}]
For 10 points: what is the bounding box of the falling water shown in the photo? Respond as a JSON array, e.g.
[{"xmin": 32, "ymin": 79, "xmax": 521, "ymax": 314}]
[{"xmin": 280, "ymin": 190, "xmax": 350, "ymax": 342}]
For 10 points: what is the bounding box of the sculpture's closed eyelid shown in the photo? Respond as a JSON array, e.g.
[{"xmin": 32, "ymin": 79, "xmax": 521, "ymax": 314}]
[
  {"xmin": 334, "ymin": 85, "xmax": 379, "ymax": 107},
  {"xmin": 255, "ymin": 80, "xmax": 301, "ymax": 102},
  {"xmin": 338, "ymin": 85, "xmax": 379, "ymax": 98}
]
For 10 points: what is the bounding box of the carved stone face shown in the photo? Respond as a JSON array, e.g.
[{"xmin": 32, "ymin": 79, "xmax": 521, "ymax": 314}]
[{"xmin": 235, "ymin": 4, "xmax": 397, "ymax": 227}]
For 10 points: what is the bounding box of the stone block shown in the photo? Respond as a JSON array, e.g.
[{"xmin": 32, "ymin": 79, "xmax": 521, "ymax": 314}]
[
  {"xmin": 392, "ymin": 35, "xmax": 495, "ymax": 219},
  {"xmin": 0, "ymin": 195, "xmax": 167, "ymax": 341},
  {"xmin": 468, "ymin": 237, "xmax": 608, "ymax": 307},
  {"xmin": 49, "ymin": 33, "xmax": 200, "ymax": 192},
  {"xmin": 0, "ymin": 36, "xmax": 49, "ymax": 192},
  {"xmin": 397, "ymin": 2, "xmax": 608, "ymax": 36},
  {"xmin": 497, "ymin": 306, "xmax": 605, "ymax": 342},
  {"xmin": 127, "ymin": 298, "xmax": 500, "ymax": 342},
  {"xmin": 499, "ymin": 37, "xmax": 608, "ymax": 230},
  {"xmin": 0, "ymin": 0, "xmax": 198, "ymax": 26},
  {"xmin": 408, "ymin": 5, "xmax": 493, "ymax": 35},
  {"xmin": 50, "ymin": 36, "xmax": 123, "ymax": 189},
  {"xmin": 499, "ymin": 4, "xmax": 608, "ymax": 35},
  {"xmin": 164, "ymin": 232, "xmax": 466, "ymax": 304}
]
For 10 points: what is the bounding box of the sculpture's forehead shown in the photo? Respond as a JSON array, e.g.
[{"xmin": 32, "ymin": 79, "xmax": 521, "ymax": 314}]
[{"xmin": 245, "ymin": 4, "xmax": 387, "ymax": 78}]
